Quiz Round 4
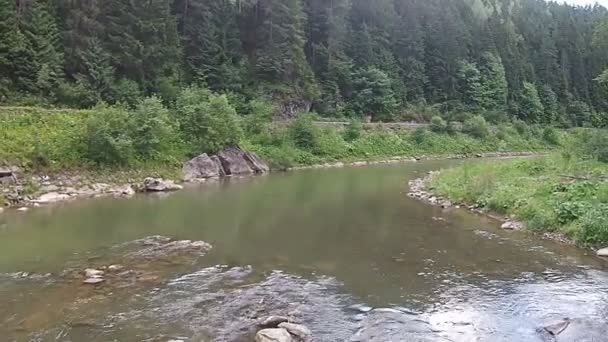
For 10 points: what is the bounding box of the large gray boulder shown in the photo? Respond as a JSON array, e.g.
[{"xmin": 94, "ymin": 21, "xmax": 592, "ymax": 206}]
[
  {"xmin": 217, "ymin": 146, "xmax": 254, "ymax": 176},
  {"xmin": 597, "ymin": 247, "xmax": 608, "ymax": 257},
  {"xmin": 183, "ymin": 153, "xmax": 224, "ymax": 181},
  {"xmin": 0, "ymin": 166, "xmax": 17, "ymax": 184},
  {"xmin": 244, "ymin": 151, "xmax": 270, "ymax": 174}
]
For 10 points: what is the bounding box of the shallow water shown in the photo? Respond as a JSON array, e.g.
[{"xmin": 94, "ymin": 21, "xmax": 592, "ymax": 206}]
[{"xmin": 1, "ymin": 160, "xmax": 607, "ymax": 341}]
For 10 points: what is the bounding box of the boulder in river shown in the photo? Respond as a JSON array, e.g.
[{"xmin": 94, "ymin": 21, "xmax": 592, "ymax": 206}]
[
  {"xmin": 217, "ymin": 146, "xmax": 254, "ymax": 176},
  {"xmin": 278, "ymin": 323, "xmax": 312, "ymax": 341},
  {"xmin": 255, "ymin": 328, "xmax": 295, "ymax": 342},
  {"xmin": 258, "ymin": 316, "xmax": 290, "ymax": 329},
  {"xmin": 182, "ymin": 153, "xmax": 224, "ymax": 180},
  {"xmin": 143, "ymin": 178, "xmax": 183, "ymax": 192},
  {"xmin": 597, "ymin": 248, "xmax": 608, "ymax": 257}
]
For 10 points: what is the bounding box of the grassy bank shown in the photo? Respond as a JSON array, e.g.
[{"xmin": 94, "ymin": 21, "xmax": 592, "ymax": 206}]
[
  {"xmin": 428, "ymin": 130, "xmax": 608, "ymax": 246},
  {"xmin": 1, "ymin": 104, "xmax": 562, "ymax": 176}
]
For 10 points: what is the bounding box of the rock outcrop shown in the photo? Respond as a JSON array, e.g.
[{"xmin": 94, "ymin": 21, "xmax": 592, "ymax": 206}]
[
  {"xmin": 0, "ymin": 166, "xmax": 18, "ymax": 184},
  {"xmin": 182, "ymin": 153, "xmax": 224, "ymax": 180},
  {"xmin": 143, "ymin": 178, "xmax": 183, "ymax": 192},
  {"xmin": 218, "ymin": 146, "xmax": 255, "ymax": 176},
  {"xmin": 182, "ymin": 146, "xmax": 269, "ymax": 180}
]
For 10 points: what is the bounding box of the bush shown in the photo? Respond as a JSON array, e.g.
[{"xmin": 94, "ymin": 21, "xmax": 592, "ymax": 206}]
[
  {"xmin": 412, "ymin": 127, "xmax": 427, "ymax": 144},
  {"xmin": 430, "ymin": 116, "xmax": 448, "ymax": 133},
  {"xmin": 244, "ymin": 99, "xmax": 274, "ymax": 136},
  {"xmin": 343, "ymin": 119, "xmax": 363, "ymax": 142},
  {"xmin": 513, "ymin": 119, "xmax": 529, "ymax": 136},
  {"xmin": 131, "ymin": 96, "xmax": 177, "ymax": 160},
  {"xmin": 290, "ymin": 115, "xmax": 318, "ymax": 150},
  {"xmin": 112, "ymin": 79, "xmax": 142, "ymax": 108},
  {"xmin": 175, "ymin": 87, "xmax": 243, "ymax": 154},
  {"xmin": 542, "ymin": 127, "xmax": 560, "ymax": 145},
  {"xmin": 577, "ymin": 129, "xmax": 608, "ymax": 162},
  {"xmin": 462, "ymin": 115, "xmax": 490, "ymax": 139},
  {"xmin": 84, "ymin": 104, "xmax": 134, "ymax": 166}
]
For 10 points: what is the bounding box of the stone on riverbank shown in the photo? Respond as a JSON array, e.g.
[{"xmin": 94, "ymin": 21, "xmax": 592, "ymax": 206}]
[
  {"xmin": 597, "ymin": 248, "xmax": 608, "ymax": 257},
  {"xmin": 218, "ymin": 146, "xmax": 255, "ymax": 176},
  {"xmin": 183, "ymin": 153, "xmax": 223, "ymax": 180},
  {"xmin": 244, "ymin": 150, "xmax": 270, "ymax": 174},
  {"xmin": 143, "ymin": 178, "xmax": 183, "ymax": 192},
  {"xmin": 33, "ymin": 192, "xmax": 72, "ymax": 204},
  {"xmin": 501, "ymin": 221, "xmax": 523, "ymax": 230},
  {"xmin": 255, "ymin": 328, "xmax": 295, "ymax": 342}
]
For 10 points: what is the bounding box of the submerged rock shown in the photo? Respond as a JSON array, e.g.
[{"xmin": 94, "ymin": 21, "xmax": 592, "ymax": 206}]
[
  {"xmin": 183, "ymin": 153, "xmax": 224, "ymax": 180},
  {"xmin": 542, "ymin": 319, "xmax": 570, "ymax": 336},
  {"xmin": 255, "ymin": 328, "xmax": 295, "ymax": 342},
  {"xmin": 84, "ymin": 269, "xmax": 104, "ymax": 278},
  {"xmin": 143, "ymin": 178, "xmax": 183, "ymax": 192}
]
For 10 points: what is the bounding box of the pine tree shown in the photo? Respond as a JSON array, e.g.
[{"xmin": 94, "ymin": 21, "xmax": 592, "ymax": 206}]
[
  {"xmin": 61, "ymin": 0, "xmax": 104, "ymax": 77},
  {"xmin": 181, "ymin": 0, "xmax": 243, "ymax": 91},
  {"xmin": 255, "ymin": 0, "xmax": 318, "ymax": 99},
  {"xmin": 103, "ymin": 0, "xmax": 181, "ymax": 92},
  {"xmin": 519, "ymin": 81, "xmax": 544, "ymax": 123},
  {"xmin": 23, "ymin": 1, "xmax": 64, "ymax": 97}
]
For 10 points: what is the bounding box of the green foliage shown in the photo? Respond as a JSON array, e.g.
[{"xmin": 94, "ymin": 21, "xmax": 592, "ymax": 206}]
[
  {"xmin": 519, "ymin": 82, "xmax": 544, "ymax": 123},
  {"xmin": 462, "ymin": 115, "xmax": 490, "ymax": 139},
  {"xmin": 542, "ymin": 127, "xmax": 560, "ymax": 145},
  {"xmin": 430, "ymin": 152, "xmax": 608, "ymax": 245},
  {"xmin": 290, "ymin": 115, "xmax": 319, "ymax": 150},
  {"xmin": 430, "ymin": 116, "xmax": 448, "ymax": 133},
  {"xmin": 244, "ymin": 99, "xmax": 274, "ymax": 136},
  {"xmin": 84, "ymin": 104, "xmax": 134, "ymax": 166},
  {"xmin": 343, "ymin": 120, "xmax": 363, "ymax": 142},
  {"xmin": 349, "ymin": 67, "xmax": 398, "ymax": 122},
  {"xmin": 131, "ymin": 96, "xmax": 177, "ymax": 159},
  {"xmin": 174, "ymin": 87, "xmax": 243, "ymax": 155},
  {"xmin": 576, "ymin": 129, "xmax": 608, "ymax": 163}
]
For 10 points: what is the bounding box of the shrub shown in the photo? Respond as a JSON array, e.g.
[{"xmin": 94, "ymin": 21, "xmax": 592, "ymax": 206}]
[
  {"xmin": 462, "ymin": 115, "xmax": 489, "ymax": 139},
  {"xmin": 131, "ymin": 96, "xmax": 177, "ymax": 160},
  {"xmin": 412, "ymin": 127, "xmax": 427, "ymax": 144},
  {"xmin": 430, "ymin": 116, "xmax": 448, "ymax": 133},
  {"xmin": 577, "ymin": 129, "xmax": 608, "ymax": 162},
  {"xmin": 343, "ymin": 119, "xmax": 363, "ymax": 142},
  {"xmin": 579, "ymin": 205, "xmax": 608, "ymax": 244},
  {"xmin": 513, "ymin": 120, "xmax": 529, "ymax": 136},
  {"xmin": 244, "ymin": 99, "xmax": 274, "ymax": 136},
  {"xmin": 175, "ymin": 87, "xmax": 243, "ymax": 154},
  {"xmin": 112, "ymin": 78, "xmax": 142, "ymax": 108},
  {"xmin": 542, "ymin": 127, "xmax": 560, "ymax": 145},
  {"xmin": 290, "ymin": 115, "xmax": 318, "ymax": 150},
  {"xmin": 84, "ymin": 104, "xmax": 134, "ymax": 166}
]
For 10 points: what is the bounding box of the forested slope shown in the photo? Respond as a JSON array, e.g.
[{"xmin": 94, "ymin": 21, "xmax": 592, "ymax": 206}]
[{"xmin": 1, "ymin": 0, "xmax": 608, "ymax": 126}]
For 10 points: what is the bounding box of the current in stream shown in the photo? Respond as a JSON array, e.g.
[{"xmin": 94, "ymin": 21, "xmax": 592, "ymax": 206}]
[{"xmin": 0, "ymin": 160, "xmax": 607, "ymax": 341}]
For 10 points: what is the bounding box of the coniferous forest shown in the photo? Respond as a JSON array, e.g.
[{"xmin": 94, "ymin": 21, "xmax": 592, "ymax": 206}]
[{"xmin": 1, "ymin": 0, "xmax": 608, "ymax": 126}]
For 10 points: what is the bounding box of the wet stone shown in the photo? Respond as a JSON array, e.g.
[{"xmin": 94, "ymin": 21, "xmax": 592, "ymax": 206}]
[{"xmin": 258, "ymin": 315, "xmax": 290, "ymax": 329}]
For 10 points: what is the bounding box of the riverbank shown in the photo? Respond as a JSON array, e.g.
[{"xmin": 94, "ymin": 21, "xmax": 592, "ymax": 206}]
[
  {"xmin": 1, "ymin": 105, "xmax": 565, "ymax": 210},
  {"xmin": 415, "ymin": 152, "xmax": 608, "ymax": 251}
]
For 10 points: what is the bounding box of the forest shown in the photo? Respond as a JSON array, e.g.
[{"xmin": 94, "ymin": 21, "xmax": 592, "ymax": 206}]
[{"xmin": 0, "ymin": 0, "xmax": 607, "ymax": 127}]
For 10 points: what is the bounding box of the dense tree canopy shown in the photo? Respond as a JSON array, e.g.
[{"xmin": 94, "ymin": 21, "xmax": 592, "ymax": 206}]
[{"xmin": 1, "ymin": 0, "xmax": 607, "ymax": 127}]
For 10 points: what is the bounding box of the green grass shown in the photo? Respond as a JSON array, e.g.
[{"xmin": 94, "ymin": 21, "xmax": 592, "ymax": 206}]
[
  {"xmin": 1, "ymin": 105, "xmax": 562, "ymax": 176},
  {"xmin": 428, "ymin": 152, "xmax": 608, "ymax": 246}
]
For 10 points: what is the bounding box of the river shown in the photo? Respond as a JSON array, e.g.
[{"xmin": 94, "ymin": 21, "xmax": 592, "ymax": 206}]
[{"xmin": 1, "ymin": 160, "xmax": 607, "ymax": 341}]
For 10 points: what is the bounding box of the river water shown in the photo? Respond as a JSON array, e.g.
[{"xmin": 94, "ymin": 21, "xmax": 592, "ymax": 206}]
[{"xmin": 1, "ymin": 160, "xmax": 607, "ymax": 342}]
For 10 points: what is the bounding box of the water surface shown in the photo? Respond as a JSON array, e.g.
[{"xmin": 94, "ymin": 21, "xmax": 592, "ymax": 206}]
[{"xmin": 1, "ymin": 160, "xmax": 607, "ymax": 341}]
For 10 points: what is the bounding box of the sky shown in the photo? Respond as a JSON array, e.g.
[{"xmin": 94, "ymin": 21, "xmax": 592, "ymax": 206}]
[{"xmin": 558, "ymin": 0, "xmax": 608, "ymax": 7}]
